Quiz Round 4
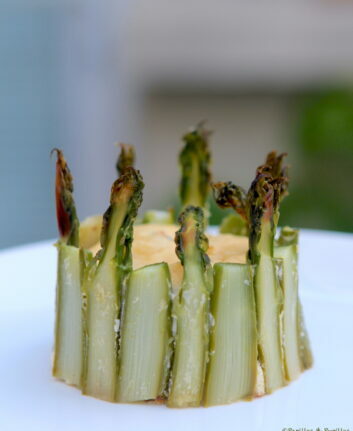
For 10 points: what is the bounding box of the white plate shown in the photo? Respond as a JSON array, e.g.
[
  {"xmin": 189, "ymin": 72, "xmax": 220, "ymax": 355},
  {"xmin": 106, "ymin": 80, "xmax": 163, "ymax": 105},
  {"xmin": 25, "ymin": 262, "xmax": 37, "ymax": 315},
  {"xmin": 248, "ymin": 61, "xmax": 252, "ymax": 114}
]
[{"xmin": 0, "ymin": 229, "xmax": 352, "ymax": 431}]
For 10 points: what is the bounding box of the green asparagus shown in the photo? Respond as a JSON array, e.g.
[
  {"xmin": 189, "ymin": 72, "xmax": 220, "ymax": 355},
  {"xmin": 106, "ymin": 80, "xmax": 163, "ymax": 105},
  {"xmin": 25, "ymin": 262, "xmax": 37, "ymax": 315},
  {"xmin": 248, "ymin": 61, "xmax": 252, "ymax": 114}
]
[
  {"xmin": 168, "ymin": 206, "xmax": 212, "ymax": 407},
  {"xmin": 82, "ymin": 167, "xmax": 144, "ymax": 401},
  {"xmin": 51, "ymin": 128, "xmax": 313, "ymax": 409},
  {"xmin": 205, "ymin": 263, "xmax": 257, "ymax": 406},
  {"xmin": 275, "ymin": 227, "xmax": 313, "ymax": 379},
  {"xmin": 247, "ymin": 172, "xmax": 286, "ymax": 392},
  {"xmin": 212, "ymin": 152, "xmax": 289, "ymax": 393},
  {"xmin": 179, "ymin": 123, "xmax": 211, "ymax": 210},
  {"xmin": 116, "ymin": 263, "xmax": 172, "ymax": 402},
  {"xmin": 52, "ymin": 149, "xmax": 84, "ymax": 387}
]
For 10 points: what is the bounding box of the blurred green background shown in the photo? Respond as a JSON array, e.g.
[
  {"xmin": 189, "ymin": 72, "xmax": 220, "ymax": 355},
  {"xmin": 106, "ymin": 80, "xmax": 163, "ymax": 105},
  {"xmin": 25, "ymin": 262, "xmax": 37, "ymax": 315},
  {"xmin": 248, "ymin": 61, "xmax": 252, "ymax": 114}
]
[
  {"xmin": 143, "ymin": 90, "xmax": 353, "ymax": 234},
  {"xmin": 283, "ymin": 90, "xmax": 353, "ymax": 233},
  {"xmin": 208, "ymin": 89, "xmax": 353, "ymax": 232}
]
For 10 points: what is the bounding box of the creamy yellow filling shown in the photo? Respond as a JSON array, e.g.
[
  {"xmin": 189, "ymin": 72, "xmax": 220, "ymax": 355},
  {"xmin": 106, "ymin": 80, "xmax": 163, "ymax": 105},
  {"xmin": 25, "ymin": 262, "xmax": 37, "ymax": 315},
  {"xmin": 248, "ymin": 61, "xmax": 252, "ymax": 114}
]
[{"xmin": 89, "ymin": 224, "xmax": 248, "ymax": 288}]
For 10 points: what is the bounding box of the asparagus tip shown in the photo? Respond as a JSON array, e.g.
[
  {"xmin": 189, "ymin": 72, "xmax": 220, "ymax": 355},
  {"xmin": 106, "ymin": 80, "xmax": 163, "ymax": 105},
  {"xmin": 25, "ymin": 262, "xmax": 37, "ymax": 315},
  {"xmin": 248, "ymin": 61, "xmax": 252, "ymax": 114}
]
[
  {"xmin": 116, "ymin": 143, "xmax": 135, "ymax": 176},
  {"xmin": 52, "ymin": 148, "xmax": 79, "ymax": 245}
]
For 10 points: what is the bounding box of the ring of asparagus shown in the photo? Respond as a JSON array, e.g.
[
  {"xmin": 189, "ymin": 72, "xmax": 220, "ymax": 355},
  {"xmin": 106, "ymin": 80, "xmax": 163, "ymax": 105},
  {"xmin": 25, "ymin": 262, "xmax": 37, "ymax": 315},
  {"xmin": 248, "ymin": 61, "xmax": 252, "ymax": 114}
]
[{"xmin": 52, "ymin": 132, "xmax": 313, "ymax": 408}]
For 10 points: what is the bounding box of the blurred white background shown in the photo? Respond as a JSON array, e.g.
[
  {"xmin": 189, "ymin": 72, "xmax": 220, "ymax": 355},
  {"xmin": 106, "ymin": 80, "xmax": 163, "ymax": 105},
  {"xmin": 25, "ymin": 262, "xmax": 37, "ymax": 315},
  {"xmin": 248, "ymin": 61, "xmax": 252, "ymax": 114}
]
[{"xmin": 1, "ymin": 0, "xmax": 353, "ymax": 248}]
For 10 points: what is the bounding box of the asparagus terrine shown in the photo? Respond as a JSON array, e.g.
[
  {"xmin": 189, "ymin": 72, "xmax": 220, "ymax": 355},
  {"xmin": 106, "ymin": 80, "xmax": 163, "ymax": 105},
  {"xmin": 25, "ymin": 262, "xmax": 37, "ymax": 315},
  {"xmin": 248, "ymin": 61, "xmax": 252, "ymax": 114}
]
[{"xmin": 52, "ymin": 124, "xmax": 313, "ymax": 407}]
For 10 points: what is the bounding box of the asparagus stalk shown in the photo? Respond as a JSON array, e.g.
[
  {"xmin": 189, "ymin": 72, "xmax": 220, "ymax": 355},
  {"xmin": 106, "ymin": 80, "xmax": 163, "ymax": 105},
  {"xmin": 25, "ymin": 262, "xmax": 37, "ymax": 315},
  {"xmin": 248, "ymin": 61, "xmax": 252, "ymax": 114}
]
[
  {"xmin": 204, "ymin": 263, "xmax": 257, "ymax": 406},
  {"xmin": 274, "ymin": 227, "xmax": 301, "ymax": 381},
  {"xmin": 82, "ymin": 167, "xmax": 144, "ymax": 402},
  {"xmin": 167, "ymin": 206, "xmax": 212, "ymax": 407},
  {"xmin": 116, "ymin": 263, "xmax": 172, "ymax": 402},
  {"xmin": 52, "ymin": 149, "xmax": 84, "ymax": 387},
  {"xmin": 179, "ymin": 123, "xmax": 211, "ymax": 210},
  {"xmin": 78, "ymin": 143, "xmax": 135, "ymax": 249},
  {"xmin": 213, "ymin": 182, "xmax": 249, "ymax": 236},
  {"xmin": 247, "ymin": 170, "xmax": 286, "ymax": 392},
  {"xmin": 275, "ymin": 227, "xmax": 313, "ymax": 379},
  {"xmin": 212, "ymin": 152, "xmax": 289, "ymax": 393}
]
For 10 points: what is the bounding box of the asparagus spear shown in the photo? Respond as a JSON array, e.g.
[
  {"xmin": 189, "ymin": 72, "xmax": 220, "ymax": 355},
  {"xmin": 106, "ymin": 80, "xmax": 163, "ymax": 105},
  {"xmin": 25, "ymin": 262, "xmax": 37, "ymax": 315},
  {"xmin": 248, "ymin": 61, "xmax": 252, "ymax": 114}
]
[
  {"xmin": 179, "ymin": 123, "xmax": 211, "ymax": 210},
  {"xmin": 246, "ymin": 171, "xmax": 286, "ymax": 392},
  {"xmin": 78, "ymin": 143, "xmax": 135, "ymax": 249},
  {"xmin": 52, "ymin": 149, "xmax": 84, "ymax": 387},
  {"xmin": 213, "ymin": 181, "xmax": 249, "ymax": 236},
  {"xmin": 116, "ymin": 263, "xmax": 172, "ymax": 402},
  {"xmin": 116, "ymin": 142, "xmax": 176, "ymax": 226},
  {"xmin": 204, "ymin": 263, "xmax": 257, "ymax": 406},
  {"xmin": 52, "ymin": 149, "xmax": 79, "ymax": 247},
  {"xmin": 82, "ymin": 167, "xmax": 144, "ymax": 402},
  {"xmin": 248, "ymin": 151, "xmax": 288, "ymax": 392},
  {"xmin": 274, "ymin": 227, "xmax": 300, "ymax": 381},
  {"xmin": 275, "ymin": 227, "xmax": 313, "ymax": 380},
  {"xmin": 212, "ymin": 152, "xmax": 289, "ymax": 393},
  {"xmin": 116, "ymin": 143, "xmax": 135, "ymax": 176},
  {"xmin": 167, "ymin": 206, "xmax": 212, "ymax": 407},
  {"xmin": 212, "ymin": 181, "xmax": 248, "ymax": 222}
]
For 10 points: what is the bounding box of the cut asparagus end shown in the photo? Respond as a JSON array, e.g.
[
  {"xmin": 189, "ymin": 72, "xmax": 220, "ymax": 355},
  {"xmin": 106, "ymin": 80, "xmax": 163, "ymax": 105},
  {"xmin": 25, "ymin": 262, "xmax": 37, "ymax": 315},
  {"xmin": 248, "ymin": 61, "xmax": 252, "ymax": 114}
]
[
  {"xmin": 142, "ymin": 209, "xmax": 175, "ymax": 225},
  {"xmin": 167, "ymin": 206, "xmax": 212, "ymax": 407},
  {"xmin": 79, "ymin": 215, "xmax": 103, "ymax": 250},
  {"xmin": 116, "ymin": 263, "xmax": 172, "ymax": 402},
  {"xmin": 204, "ymin": 263, "xmax": 257, "ymax": 406},
  {"xmin": 53, "ymin": 244, "xmax": 83, "ymax": 387},
  {"xmin": 179, "ymin": 122, "xmax": 211, "ymax": 210},
  {"xmin": 82, "ymin": 167, "xmax": 144, "ymax": 402}
]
